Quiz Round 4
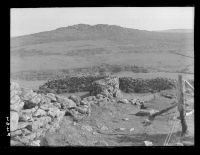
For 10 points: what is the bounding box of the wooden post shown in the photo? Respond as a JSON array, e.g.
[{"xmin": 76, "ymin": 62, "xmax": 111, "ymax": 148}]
[
  {"xmin": 177, "ymin": 75, "xmax": 188, "ymax": 136},
  {"xmin": 149, "ymin": 101, "xmax": 177, "ymax": 120}
]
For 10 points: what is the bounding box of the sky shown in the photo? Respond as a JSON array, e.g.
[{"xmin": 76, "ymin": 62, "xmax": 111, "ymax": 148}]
[{"xmin": 11, "ymin": 7, "xmax": 194, "ymax": 37}]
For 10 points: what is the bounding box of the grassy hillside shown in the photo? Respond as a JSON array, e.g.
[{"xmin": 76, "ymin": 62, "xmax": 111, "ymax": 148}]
[{"xmin": 10, "ymin": 24, "xmax": 194, "ymax": 83}]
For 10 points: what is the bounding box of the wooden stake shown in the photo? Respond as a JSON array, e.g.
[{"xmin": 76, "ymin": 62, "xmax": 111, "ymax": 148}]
[{"xmin": 177, "ymin": 75, "xmax": 188, "ymax": 136}]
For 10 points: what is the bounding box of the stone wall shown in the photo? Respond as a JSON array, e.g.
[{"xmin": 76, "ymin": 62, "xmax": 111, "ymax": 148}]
[
  {"xmin": 10, "ymin": 82, "xmax": 92, "ymax": 146},
  {"xmin": 90, "ymin": 77, "xmax": 122, "ymax": 99},
  {"xmin": 38, "ymin": 75, "xmax": 108, "ymax": 94},
  {"xmin": 39, "ymin": 76, "xmax": 177, "ymax": 95},
  {"xmin": 119, "ymin": 77, "xmax": 177, "ymax": 93}
]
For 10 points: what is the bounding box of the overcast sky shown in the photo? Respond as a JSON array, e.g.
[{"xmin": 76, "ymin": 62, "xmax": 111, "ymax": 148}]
[{"xmin": 11, "ymin": 7, "xmax": 194, "ymax": 37}]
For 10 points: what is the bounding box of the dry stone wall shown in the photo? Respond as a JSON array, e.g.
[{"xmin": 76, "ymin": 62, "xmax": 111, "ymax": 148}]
[
  {"xmin": 39, "ymin": 76, "xmax": 177, "ymax": 95},
  {"xmin": 10, "ymin": 82, "xmax": 92, "ymax": 146},
  {"xmin": 39, "ymin": 75, "xmax": 108, "ymax": 94},
  {"xmin": 90, "ymin": 77, "xmax": 122, "ymax": 99},
  {"xmin": 119, "ymin": 77, "xmax": 177, "ymax": 93}
]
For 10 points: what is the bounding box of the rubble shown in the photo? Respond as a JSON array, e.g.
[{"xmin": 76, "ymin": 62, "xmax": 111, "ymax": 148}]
[{"xmin": 10, "ymin": 82, "xmax": 91, "ymax": 146}]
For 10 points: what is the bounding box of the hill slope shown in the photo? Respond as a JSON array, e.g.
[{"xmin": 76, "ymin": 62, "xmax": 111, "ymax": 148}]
[
  {"xmin": 11, "ymin": 24, "xmax": 193, "ymax": 48},
  {"xmin": 10, "ymin": 24, "xmax": 194, "ymax": 81}
]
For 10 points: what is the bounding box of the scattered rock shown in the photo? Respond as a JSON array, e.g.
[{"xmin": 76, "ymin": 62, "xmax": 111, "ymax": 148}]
[
  {"xmin": 119, "ymin": 128, "xmax": 126, "ymax": 131},
  {"xmin": 100, "ymin": 125, "xmax": 109, "ymax": 131},
  {"xmin": 122, "ymin": 118, "xmax": 129, "ymax": 121},
  {"xmin": 92, "ymin": 132, "xmax": 98, "ymax": 135},
  {"xmin": 30, "ymin": 140, "xmax": 40, "ymax": 146},
  {"xmin": 130, "ymin": 99, "xmax": 137, "ymax": 105},
  {"xmin": 118, "ymin": 99, "xmax": 129, "ymax": 104},
  {"xmin": 144, "ymin": 141, "xmax": 153, "ymax": 146}
]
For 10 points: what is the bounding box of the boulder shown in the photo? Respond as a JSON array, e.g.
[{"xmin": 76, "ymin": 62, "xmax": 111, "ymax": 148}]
[
  {"xmin": 10, "ymin": 111, "xmax": 19, "ymax": 131},
  {"xmin": 48, "ymin": 107, "xmax": 62, "ymax": 118},
  {"xmin": 80, "ymin": 100, "xmax": 89, "ymax": 106},
  {"xmin": 10, "ymin": 101, "xmax": 24, "ymax": 112},
  {"xmin": 10, "ymin": 82, "xmax": 20, "ymax": 91},
  {"xmin": 18, "ymin": 122, "xmax": 30, "ymax": 129},
  {"xmin": 46, "ymin": 93, "xmax": 57, "ymax": 102},
  {"xmin": 69, "ymin": 95, "xmax": 81, "ymax": 105},
  {"xmin": 30, "ymin": 94, "xmax": 41, "ymax": 104},
  {"xmin": 75, "ymin": 106, "xmax": 88, "ymax": 114},
  {"xmin": 11, "ymin": 95, "xmax": 21, "ymax": 105},
  {"xmin": 11, "ymin": 129, "xmax": 22, "ymax": 137},
  {"xmin": 33, "ymin": 108, "xmax": 47, "ymax": 117},
  {"xmin": 11, "ymin": 140, "xmax": 24, "ymax": 146},
  {"xmin": 56, "ymin": 96, "xmax": 76, "ymax": 109},
  {"xmin": 40, "ymin": 103, "xmax": 51, "ymax": 110},
  {"xmin": 118, "ymin": 99, "xmax": 129, "ymax": 104},
  {"xmin": 19, "ymin": 112, "xmax": 33, "ymax": 122}
]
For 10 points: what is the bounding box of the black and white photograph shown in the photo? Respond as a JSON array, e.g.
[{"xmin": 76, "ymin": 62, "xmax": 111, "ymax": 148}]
[{"xmin": 10, "ymin": 7, "xmax": 194, "ymax": 146}]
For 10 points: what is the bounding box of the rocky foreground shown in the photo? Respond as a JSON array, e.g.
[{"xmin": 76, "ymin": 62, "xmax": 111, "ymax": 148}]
[
  {"xmin": 11, "ymin": 77, "xmax": 147, "ymax": 146},
  {"xmin": 11, "ymin": 76, "xmax": 193, "ymax": 146}
]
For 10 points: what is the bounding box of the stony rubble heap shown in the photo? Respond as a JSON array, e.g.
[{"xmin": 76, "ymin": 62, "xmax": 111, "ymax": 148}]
[
  {"xmin": 90, "ymin": 76, "xmax": 122, "ymax": 99},
  {"xmin": 10, "ymin": 82, "xmax": 92, "ymax": 146}
]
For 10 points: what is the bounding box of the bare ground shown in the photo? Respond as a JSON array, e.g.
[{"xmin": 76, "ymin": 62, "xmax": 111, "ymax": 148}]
[{"xmin": 40, "ymin": 92, "xmax": 194, "ymax": 146}]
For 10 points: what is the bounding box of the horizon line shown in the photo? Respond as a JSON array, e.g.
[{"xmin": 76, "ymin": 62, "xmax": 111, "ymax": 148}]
[{"xmin": 11, "ymin": 23, "xmax": 194, "ymax": 38}]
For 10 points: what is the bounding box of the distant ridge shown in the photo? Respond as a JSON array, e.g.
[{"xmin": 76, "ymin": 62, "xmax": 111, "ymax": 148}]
[
  {"xmin": 154, "ymin": 29, "xmax": 193, "ymax": 33},
  {"xmin": 11, "ymin": 24, "xmax": 193, "ymax": 48}
]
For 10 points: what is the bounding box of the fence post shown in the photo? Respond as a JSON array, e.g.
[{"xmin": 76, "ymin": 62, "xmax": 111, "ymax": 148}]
[{"xmin": 177, "ymin": 75, "xmax": 188, "ymax": 136}]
